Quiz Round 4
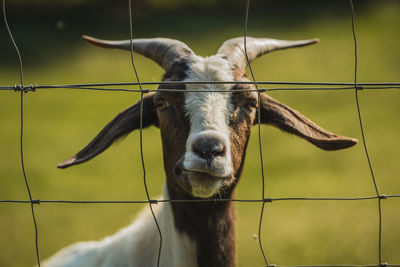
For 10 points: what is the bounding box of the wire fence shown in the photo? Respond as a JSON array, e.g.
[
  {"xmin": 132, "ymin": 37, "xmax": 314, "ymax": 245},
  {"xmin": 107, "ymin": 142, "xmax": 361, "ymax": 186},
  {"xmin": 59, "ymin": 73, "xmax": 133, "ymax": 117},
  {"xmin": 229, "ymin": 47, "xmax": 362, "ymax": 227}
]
[{"xmin": 1, "ymin": 0, "xmax": 399, "ymax": 266}]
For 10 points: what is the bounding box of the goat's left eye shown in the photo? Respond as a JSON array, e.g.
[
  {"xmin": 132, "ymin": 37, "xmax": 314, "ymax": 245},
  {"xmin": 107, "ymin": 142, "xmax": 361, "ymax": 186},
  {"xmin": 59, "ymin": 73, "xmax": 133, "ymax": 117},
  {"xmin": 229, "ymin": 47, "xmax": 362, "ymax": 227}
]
[
  {"xmin": 155, "ymin": 99, "xmax": 169, "ymax": 110},
  {"xmin": 245, "ymin": 101, "xmax": 257, "ymax": 111}
]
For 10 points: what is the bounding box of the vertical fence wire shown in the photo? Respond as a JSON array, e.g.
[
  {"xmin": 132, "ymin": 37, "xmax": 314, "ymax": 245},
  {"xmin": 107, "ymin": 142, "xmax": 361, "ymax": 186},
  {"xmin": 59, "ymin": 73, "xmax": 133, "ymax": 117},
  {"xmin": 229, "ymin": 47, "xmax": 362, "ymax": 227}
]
[
  {"xmin": 2, "ymin": 0, "xmax": 41, "ymax": 266},
  {"xmin": 3, "ymin": 0, "xmax": 40, "ymax": 267},
  {"xmin": 127, "ymin": 0, "xmax": 163, "ymax": 266},
  {"xmin": 348, "ymin": 0, "xmax": 384, "ymax": 264},
  {"xmin": 243, "ymin": 0, "xmax": 269, "ymax": 265}
]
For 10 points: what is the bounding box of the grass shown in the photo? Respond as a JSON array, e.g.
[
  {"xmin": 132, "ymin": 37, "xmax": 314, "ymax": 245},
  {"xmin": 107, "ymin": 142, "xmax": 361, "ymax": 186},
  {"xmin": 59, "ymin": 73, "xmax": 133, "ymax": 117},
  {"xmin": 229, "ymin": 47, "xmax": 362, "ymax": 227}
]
[{"xmin": 0, "ymin": 1, "xmax": 399, "ymax": 266}]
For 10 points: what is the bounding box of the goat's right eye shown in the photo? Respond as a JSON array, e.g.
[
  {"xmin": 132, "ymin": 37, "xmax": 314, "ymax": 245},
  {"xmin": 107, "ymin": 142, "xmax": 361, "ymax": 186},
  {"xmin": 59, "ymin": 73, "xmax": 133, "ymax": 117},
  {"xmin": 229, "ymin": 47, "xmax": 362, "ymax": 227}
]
[{"xmin": 155, "ymin": 99, "xmax": 169, "ymax": 110}]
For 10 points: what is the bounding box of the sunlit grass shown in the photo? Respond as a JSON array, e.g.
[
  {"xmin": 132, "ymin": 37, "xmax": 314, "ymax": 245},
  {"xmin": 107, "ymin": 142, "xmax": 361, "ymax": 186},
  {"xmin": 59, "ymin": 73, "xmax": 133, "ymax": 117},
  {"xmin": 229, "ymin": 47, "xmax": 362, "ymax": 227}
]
[{"xmin": 0, "ymin": 2, "xmax": 399, "ymax": 266}]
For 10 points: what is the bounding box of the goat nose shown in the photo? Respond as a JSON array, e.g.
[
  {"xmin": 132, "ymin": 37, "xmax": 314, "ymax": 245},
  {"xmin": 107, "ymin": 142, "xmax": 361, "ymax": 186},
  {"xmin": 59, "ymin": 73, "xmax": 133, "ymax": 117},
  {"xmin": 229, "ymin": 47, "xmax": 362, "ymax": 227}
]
[{"xmin": 192, "ymin": 135, "xmax": 226, "ymax": 160}]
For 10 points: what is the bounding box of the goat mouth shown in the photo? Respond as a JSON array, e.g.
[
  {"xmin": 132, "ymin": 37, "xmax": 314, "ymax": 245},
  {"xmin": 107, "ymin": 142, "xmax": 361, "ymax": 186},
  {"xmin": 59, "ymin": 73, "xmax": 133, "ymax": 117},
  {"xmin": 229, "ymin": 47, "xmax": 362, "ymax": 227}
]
[
  {"xmin": 175, "ymin": 163, "xmax": 230, "ymax": 180},
  {"xmin": 174, "ymin": 164, "xmax": 231, "ymax": 198}
]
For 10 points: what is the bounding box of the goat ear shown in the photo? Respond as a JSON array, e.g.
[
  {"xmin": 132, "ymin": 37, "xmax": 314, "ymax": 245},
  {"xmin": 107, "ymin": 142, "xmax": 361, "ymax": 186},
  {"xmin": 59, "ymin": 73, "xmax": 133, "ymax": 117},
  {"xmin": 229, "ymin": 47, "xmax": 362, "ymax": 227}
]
[
  {"xmin": 257, "ymin": 93, "xmax": 357, "ymax": 150},
  {"xmin": 57, "ymin": 93, "xmax": 158, "ymax": 169}
]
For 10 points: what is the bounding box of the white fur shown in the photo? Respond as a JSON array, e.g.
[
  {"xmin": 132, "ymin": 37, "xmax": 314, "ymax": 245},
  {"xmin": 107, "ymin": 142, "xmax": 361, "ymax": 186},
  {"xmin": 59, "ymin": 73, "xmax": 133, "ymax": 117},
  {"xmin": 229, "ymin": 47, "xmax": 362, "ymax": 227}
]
[
  {"xmin": 183, "ymin": 55, "xmax": 234, "ymax": 197},
  {"xmin": 42, "ymin": 187, "xmax": 197, "ymax": 267}
]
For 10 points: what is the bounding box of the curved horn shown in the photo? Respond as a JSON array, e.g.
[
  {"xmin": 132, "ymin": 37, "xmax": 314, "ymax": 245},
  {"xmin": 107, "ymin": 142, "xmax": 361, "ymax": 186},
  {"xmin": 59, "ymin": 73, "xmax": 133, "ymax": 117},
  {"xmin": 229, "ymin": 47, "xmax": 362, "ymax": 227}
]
[
  {"xmin": 82, "ymin": 35, "xmax": 195, "ymax": 70},
  {"xmin": 217, "ymin": 37, "xmax": 319, "ymax": 70}
]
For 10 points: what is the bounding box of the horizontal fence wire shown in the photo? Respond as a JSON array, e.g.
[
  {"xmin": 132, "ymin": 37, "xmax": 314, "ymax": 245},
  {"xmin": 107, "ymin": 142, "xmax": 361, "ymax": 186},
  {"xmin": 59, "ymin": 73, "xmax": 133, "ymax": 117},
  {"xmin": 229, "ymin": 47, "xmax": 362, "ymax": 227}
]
[
  {"xmin": 1, "ymin": 0, "xmax": 399, "ymax": 266},
  {"xmin": 1, "ymin": 195, "xmax": 400, "ymax": 204},
  {"xmin": 1, "ymin": 82, "xmax": 400, "ymax": 92},
  {"xmin": 273, "ymin": 266, "xmax": 400, "ymax": 267}
]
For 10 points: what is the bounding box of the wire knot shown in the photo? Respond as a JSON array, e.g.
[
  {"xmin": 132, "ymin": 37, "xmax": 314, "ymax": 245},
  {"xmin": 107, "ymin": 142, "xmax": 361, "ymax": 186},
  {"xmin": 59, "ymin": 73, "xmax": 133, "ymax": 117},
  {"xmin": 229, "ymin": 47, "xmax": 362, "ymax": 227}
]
[
  {"xmin": 380, "ymin": 263, "xmax": 388, "ymax": 267},
  {"xmin": 31, "ymin": 199, "xmax": 41, "ymax": 205},
  {"xmin": 140, "ymin": 88, "xmax": 150, "ymax": 94},
  {"xmin": 355, "ymin": 85, "xmax": 364, "ymax": 90},
  {"xmin": 258, "ymin": 88, "xmax": 267, "ymax": 93},
  {"xmin": 263, "ymin": 198, "xmax": 273, "ymax": 203},
  {"xmin": 149, "ymin": 199, "xmax": 158, "ymax": 205},
  {"xmin": 378, "ymin": 194, "xmax": 387, "ymax": 200},
  {"xmin": 14, "ymin": 84, "xmax": 37, "ymax": 93}
]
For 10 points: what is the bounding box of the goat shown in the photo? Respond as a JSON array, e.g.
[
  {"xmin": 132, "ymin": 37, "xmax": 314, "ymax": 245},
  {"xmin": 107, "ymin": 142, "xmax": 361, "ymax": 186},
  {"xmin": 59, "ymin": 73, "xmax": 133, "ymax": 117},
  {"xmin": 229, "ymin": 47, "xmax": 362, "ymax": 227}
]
[{"xmin": 43, "ymin": 35, "xmax": 357, "ymax": 267}]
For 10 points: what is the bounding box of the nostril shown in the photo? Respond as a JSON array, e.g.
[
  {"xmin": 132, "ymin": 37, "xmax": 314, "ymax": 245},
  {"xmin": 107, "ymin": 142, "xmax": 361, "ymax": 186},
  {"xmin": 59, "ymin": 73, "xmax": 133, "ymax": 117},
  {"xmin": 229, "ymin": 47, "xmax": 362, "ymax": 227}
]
[
  {"xmin": 192, "ymin": 135, "xmax": 226, "ymax": 159},
  {"xmin": 212, "ymin": 143, "xmax": 225, "ymax": 157}
]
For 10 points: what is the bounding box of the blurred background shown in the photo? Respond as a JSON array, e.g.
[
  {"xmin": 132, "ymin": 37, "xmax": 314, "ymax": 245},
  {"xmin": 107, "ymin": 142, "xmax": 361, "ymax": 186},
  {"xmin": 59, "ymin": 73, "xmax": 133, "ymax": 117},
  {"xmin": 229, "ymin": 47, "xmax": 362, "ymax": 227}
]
[{"xmin": 1, "ymin": 0, "xmax": 399, "ymax": 266}]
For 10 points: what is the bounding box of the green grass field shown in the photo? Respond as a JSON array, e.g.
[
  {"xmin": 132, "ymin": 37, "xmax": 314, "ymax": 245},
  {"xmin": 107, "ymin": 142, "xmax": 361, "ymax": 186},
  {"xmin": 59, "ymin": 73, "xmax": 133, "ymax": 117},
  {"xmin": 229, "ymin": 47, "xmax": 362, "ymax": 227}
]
[{"xmin": 1, "ymin": 1, "xmax": 399, "ymax": 266}]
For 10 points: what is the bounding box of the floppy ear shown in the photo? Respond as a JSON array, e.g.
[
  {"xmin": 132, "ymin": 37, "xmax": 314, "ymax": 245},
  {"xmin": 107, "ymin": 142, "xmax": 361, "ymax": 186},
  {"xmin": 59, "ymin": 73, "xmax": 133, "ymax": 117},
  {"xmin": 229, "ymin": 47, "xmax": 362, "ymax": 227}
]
[
  {"xmin": 58, "ymin": 93, "xmax": 158, "ymax": 169},
  {"xmin": 257, "ymin": 93, "xmax": 357, "ymax": 150}
]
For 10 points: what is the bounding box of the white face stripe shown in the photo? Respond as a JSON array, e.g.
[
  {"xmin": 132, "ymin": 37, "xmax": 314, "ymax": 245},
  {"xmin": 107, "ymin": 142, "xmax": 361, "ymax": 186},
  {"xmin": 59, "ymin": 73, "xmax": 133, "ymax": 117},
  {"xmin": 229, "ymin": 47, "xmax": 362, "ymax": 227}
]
[
  {"xmin": 184, "ymin": 56, "xmax": 233, "ymax": 128},
  {"xmin": 182, "ymin": 55, "xmax": 234, "ymax": 195},
  {"xmin": 184, "ymin": 55, "xmax": 234, "ymax": 134}
]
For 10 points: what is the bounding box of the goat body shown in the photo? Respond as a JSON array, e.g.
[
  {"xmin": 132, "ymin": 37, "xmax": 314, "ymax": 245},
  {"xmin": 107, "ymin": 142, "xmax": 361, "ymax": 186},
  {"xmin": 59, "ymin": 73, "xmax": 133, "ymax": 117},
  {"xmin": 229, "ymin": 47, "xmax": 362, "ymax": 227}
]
[{"xmin": 43, "ymin": 188, "xmax": 199, "ymax": 267}]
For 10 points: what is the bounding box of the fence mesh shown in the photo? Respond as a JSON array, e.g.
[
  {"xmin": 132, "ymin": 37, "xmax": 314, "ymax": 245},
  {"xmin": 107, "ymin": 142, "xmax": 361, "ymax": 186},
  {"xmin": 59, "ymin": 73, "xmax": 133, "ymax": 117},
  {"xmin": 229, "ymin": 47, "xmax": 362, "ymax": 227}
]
[{"xmin": 1, "ymin": 0, "xmax": 399, "ymax": 266}]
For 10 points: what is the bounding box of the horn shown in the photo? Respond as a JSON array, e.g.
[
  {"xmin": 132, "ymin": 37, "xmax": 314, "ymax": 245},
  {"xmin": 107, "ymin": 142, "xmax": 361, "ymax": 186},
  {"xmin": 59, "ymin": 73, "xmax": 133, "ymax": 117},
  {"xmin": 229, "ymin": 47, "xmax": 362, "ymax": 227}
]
[
  {"xmin": 82, "ymin": 35, "xmax": 195, "ymax": 70},
  {"xmin": 217, "ymin": 37, "xmax": 319, "ymax": 70}
]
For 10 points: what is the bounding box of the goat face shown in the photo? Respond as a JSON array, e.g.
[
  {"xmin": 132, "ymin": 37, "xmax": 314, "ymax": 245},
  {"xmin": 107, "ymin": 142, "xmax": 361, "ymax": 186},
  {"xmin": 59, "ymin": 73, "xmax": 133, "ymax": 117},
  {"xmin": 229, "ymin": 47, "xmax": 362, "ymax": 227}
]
[
  {"xmin": 155, "ymin": 55, "xmax": 259, "ymax": 198},
  {"xmin": 57, "ymin": 36, "xmax": 358, "ymax": 199}
]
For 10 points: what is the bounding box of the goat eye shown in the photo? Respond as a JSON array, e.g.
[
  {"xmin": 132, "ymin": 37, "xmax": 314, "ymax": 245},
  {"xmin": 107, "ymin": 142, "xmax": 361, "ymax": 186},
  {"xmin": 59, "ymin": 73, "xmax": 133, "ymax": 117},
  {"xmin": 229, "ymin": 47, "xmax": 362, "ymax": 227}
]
[
  {"xmin": 155, "ymin": 99, "xmax": 169, "ymax": 110},
  {"xmin": 246, "ymin": 101, "xmax": 257, "ymax": 111}
]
